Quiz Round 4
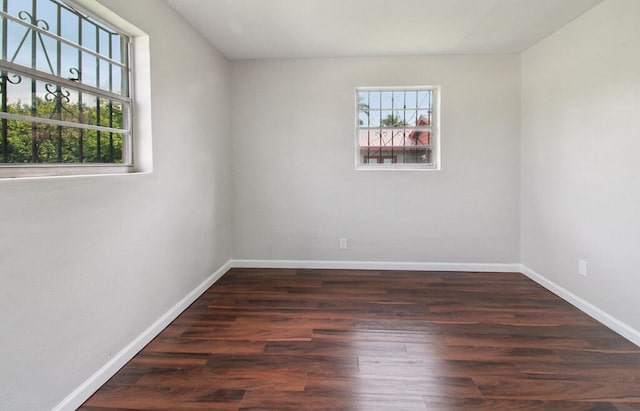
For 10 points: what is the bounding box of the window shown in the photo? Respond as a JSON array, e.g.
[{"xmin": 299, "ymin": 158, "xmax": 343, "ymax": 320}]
[
  {"xmin": 356, "ymin": 87, "xmax": 439, "ymax": 170},
  {"xmin": 0, "ymin": 0, "xmax": 132, "ymax": 176}
]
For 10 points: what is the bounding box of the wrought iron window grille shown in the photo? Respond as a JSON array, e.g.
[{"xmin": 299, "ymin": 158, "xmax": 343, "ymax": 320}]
[
  {"xmin": 0, "ymin": 0, "xmax": 131, "ymax": 166},
  {"xmin": 356, "ymin": 87, "xmax": 439, "ymax": 169}
]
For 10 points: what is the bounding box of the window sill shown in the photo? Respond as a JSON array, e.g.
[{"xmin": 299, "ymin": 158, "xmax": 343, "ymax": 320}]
[
  {"xmin": 355, "ymin": 164, "xmax": 440, "ymax": 171},
  {"xmin": 0, "ymin": 164, "xmax": 135, "ymax": 180}
]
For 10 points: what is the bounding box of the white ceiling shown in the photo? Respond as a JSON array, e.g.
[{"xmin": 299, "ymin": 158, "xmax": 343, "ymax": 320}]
[{"xmin": 165, "ymin": 0, "xmax": 603, "ymax": 60}]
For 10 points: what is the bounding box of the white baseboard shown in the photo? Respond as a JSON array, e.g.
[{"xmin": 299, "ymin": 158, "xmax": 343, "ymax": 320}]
[
  {"xmin": 521, "ymin": 265, "xmax": 640, "ymax": 347},
  {"xmin": 231, "ymin": 259, "xmax": 522, "ymax": 273},
  {"xmin": 52, "ymin": 260, "xmax": 233, "ymax": 411}
]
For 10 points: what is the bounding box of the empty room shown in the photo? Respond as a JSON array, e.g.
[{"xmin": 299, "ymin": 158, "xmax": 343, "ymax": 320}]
[{"xmin": 1, "ymin": 0, "xmax": 639, "ymax": 409}]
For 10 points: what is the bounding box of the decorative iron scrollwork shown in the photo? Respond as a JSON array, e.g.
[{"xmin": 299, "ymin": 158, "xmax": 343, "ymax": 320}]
[
  {"xmin": 0, "ymin": 73, "xmax": 23, "ymax": 94},
  {"xmin": 68, "ymin": 68, "xmax": 81, "ymax": 82},
  {"xmin": 44, "ymin": 83, "xmax": 70, "ymax": 104},
  {"xmin": 18, "ymin": 10, "xmax": 50, "ymax": 31}
]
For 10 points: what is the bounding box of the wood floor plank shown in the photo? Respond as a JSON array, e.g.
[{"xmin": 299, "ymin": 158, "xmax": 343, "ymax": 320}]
[
  {"xmin": 421, "ymin": 396, "xmax": 621, "ymax": 410},
  {"xmin": 80, "ymin": 268, "xmax": 640, "ymax": 410},
  {"xmin": 145, "ymin": 338, "xmax": 266, "ymax": 355},
  {"xmin": 304, "ymin": 373, "xmax": 484, "ymax": 399},
  {"xmin": 81, "ymin": 384, "xmax": 244, "ymax": 410},
  {"xmin": 474, "ymin": 377, "xmax": 640, "ymax": 403},
  {"xmin": 239, "ymin": 390, "xmax": 429, "ymax": 411}
]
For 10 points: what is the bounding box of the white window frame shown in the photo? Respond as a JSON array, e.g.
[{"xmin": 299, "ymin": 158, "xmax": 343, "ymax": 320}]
[
  {"xmin": 0, "ymin": 0, "xmax": 142, "ymax": 179},
  {"xmin": 355, "ymin": 86, "xmax": 441, "ymax": 171}
]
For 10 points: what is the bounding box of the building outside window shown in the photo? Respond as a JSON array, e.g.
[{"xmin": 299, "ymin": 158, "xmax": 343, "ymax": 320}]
[
  {"xmin": 0, "ymin": 0, "xmax": 132, "ymax": 176},
  {"xmin": 356, "ymin": 87, "xmax": 439, "ymax": 170}
]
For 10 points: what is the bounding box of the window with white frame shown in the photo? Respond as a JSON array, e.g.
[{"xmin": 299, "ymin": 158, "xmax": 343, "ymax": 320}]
[
  {"xmin": 356, "ymin": 87, "xmax": 439, "ymax": 169},
  {"xmin": 0, "ymin": 0, "xmax": 131, "ymax": 174}
]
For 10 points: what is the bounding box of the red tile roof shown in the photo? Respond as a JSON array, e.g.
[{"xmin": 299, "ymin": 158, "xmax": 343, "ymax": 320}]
[{"xmin": 359, "ymin": 115, "xmax": 432, "ymax": 147}]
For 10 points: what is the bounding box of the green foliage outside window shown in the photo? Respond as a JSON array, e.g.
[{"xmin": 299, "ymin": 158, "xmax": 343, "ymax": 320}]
[{"xmin": 1, "ymin": 98, "xmax": 123, "ymax": 164}]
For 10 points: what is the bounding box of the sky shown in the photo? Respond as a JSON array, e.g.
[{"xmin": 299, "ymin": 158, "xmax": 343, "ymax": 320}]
[{"xmin": 358, "ymin": 89, "xmax": 432, "ymax": 128}]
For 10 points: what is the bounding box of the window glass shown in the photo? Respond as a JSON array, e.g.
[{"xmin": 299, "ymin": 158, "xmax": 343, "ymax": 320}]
[
  {"xmin": 0, "ymin": 0, "xmax": 131, "ymax": 166},
  {"xmin": 356, "ymin": 87, "xmax": 439, "ymax": 169}
]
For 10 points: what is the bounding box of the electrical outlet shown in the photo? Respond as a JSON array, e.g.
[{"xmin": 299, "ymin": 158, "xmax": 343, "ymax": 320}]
[
  {"xmin": 578, "ymin": 259, "xmax": 587, "ymax": 276},
  {"xmin": 339, "ymin": 238, "xmax": 348, "ymax": 250}
]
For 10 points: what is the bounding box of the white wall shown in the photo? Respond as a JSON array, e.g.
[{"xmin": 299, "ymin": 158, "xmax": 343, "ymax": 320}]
[
  {"xmin": 231, "ymin": 55, "xmax": 521, "ymax": 265},
  {"xmin": 0, "ymin": 1, "xmax": 232, "ymax": 410},
  {"xmin": 521, "ymin": 0, "xmax": 640, "ymax": 332}
]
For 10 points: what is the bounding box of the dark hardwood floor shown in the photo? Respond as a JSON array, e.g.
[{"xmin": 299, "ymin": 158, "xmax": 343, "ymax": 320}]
[{"xmin": 81, "ymin": 268, "xmax": 640, "ymax": 410}]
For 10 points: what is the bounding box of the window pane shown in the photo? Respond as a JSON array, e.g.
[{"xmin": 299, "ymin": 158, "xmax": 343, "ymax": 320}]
[
  {"xmin": 418, "ymin": 90, "xmax": 431, "ymax": 109},
  {"xmin": 99, "ymin": 58, "xmax": 110, "ymax": 91},
  {"xmin": 405, "ymin": 91, "xmax": 418, "ymax": 109},
  {"xmin": 81, "ymin": 50, "xmax": 96, "ymax": 88},
  {"xmin": 83, "ymin": 128, "xmax": 124, "ymax": 163},
  {"xmin": 396, "ymin": 110, "xmax": 408, "ymax": 126},
  {"xmin": 6, "ymin": 18, "xmax": 32, "ymax": 68},
  {"xmin": 358, "ymin": 110, "xmax": 368, "ymax": 126},
  {"xmin": 393, "ymin": 91, "xmax": 404, "ymax": 109},
  {"xmin": 60, "ymin": 7, "xmax": 79, "ymax": 44},
  {"xmin": 368, "ymin": 91, "xmax": 380, "ymax": 109},
  {"xmin": 98, "ymin": 27, "xmax": 110, "ymax": 55},
  {"xmin": 60, "ymin": 43, "xmax": 79, "ymax": 80},
  {"xmin": 380, "ymin": 110, "xmax": 393, "ymax": 126},
  {"xmin": 368, "ymin": 110, "xmax": 380, "ymax": 127},
  {"xmin": 5, "ymin": 119, "xmax": 33, "ymax": 163},
  {"xmin": 111, "ymin": 33, "xmax": 122, "ymax": 63},
  {"xmin": 35, "ymin": 33, "xmax": 58, "ymax": 74},
  {"xmin": 380, "ymin": 91, "xmax": 392, "ymax": 109},
  {"xmin": 111, "ymin": 66, "xmax": 125, "ymax": 95},
  {"xmin": 417, "ymin": 109, "xmax": 431, "ymax": 125},
  {"xmin": 82, "ymin": 19, "xmax": 97, "ymax": 53}
]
